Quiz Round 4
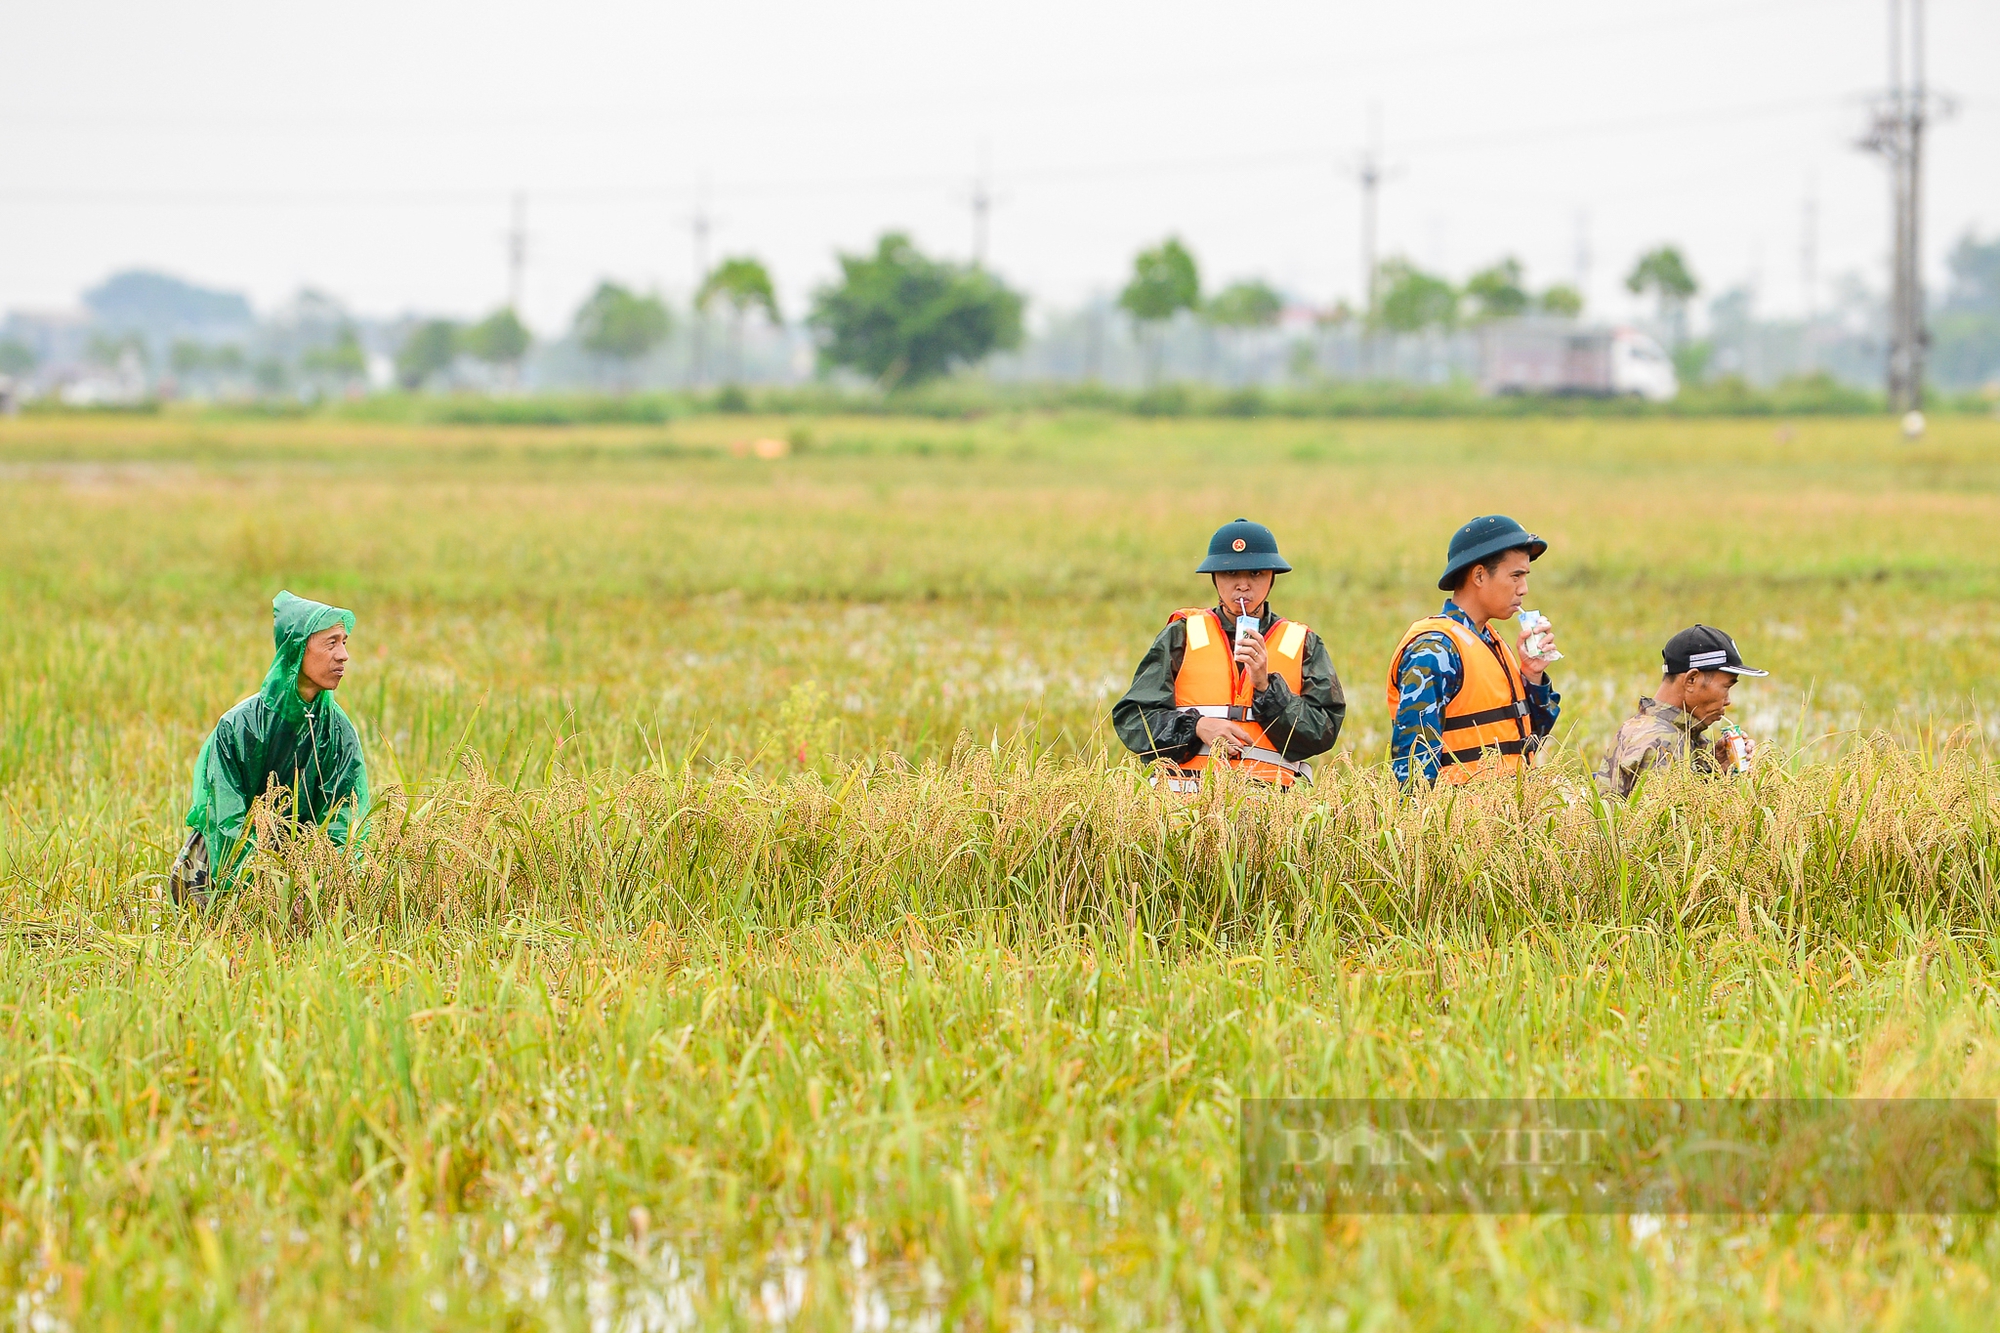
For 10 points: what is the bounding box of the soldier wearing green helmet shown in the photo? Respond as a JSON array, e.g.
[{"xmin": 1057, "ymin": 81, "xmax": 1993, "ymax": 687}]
[{"xmin": 1112, "ymin": 519, "xmax": 1346, "ymax": 791}]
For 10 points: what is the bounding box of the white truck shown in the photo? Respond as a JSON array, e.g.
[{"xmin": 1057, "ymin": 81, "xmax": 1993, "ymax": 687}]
[{"xmin": 1479, "ymin": 320, "xmax": 1678, "ymax": 401}]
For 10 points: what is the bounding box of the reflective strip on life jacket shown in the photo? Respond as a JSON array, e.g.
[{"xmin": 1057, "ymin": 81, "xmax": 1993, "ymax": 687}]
[
  {"xmin": 1195, "ymin": 742, "xmax": 1314, "ymax": 784},
  {"xmin": 1168, "ymin": 607, "xmax": 1311, "ymax": 787},
  {"xmin": 1385, "ymin": 614, "xmax": 1536, "ymax": 784}
]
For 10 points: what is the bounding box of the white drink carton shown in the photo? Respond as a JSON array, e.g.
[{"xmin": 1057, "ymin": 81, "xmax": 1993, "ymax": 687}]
[{"xmin": 1519, "ymin": 609, "xmax": 1562, "ymax": 662}]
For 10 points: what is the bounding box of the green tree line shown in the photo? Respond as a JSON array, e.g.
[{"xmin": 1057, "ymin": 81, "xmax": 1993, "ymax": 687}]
[{"xmin": 371, "ymin": 230, "xmax": 2000, "ymax": 396}]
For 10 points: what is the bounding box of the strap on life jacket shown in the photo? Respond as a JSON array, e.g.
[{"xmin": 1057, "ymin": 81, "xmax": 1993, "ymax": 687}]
[
  {"xmin": 1444, "ymin": 700, "xmax": 1531, "ymax": 730},
  {"xmin": 1194, "ymin": 742, "xmax": 1314, "ymax": 784}
]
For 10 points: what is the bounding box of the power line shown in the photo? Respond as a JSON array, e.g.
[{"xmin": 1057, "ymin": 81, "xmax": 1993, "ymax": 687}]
[
  {"xmin": 0, "ymin": 92, "xmax": 1862, "ymax": 211},
  {"xmin": 0, "ymin": 0, "xmax": 1852, "ymax": 139}
]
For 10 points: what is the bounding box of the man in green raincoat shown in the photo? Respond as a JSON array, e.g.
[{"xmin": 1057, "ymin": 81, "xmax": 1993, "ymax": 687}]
[{"xmin": 171, "ymin": 591, "xmax": 370, "ymax": 902}]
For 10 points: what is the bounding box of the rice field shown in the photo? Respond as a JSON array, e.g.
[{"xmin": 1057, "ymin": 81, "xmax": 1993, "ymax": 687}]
[{"xmin": 3, "ymin": 409, "xmax": 2000, "ymax": 1329}]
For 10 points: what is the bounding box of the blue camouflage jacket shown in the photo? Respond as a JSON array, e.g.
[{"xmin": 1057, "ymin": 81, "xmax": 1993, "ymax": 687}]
[{"xmin": 1389, "ymin": 599, "xmax": 1560, "ymax": 785}]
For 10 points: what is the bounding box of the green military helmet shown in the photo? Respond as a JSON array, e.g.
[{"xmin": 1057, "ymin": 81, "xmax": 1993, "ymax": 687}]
[
  {"xmin": 1196, "ymin": 518, "xmax": 1292, "ymax": 574},
  {"xmin": 1437, "ymin": 514, "xmax": 1546, "ymax": 590}
]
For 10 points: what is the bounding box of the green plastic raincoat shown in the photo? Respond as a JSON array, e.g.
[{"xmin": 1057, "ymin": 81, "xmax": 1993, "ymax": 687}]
[{"xmin": 184, "ymin": 591, "xmax": 370, "ymax": 887}]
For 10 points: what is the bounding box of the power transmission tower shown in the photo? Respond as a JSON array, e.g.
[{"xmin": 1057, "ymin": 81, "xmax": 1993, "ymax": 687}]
[
  {"xmin": 682, "ymin": 178, "xmax": 720, "ymax": 388},
  {"xmin": 1858, "ymin": 0, "xmax": 1952, "ymax": 412},
  {"xmin": 971, "ymin": 143, "xmax": 992, "ymax": 268},
  {"xmin": 972, "ymin": 182, "xmax": 990, "ymax": 268},
  {"xmin": 505, "ymin": 192, "xmax": 528, "ymax": 313},
  {"xmin": 688, "ymin": 195, "xmax": 713, "ymax": 292},
  {"xmin": 1345, "ymin": 106, "xmax": 1403, "ymax": 374},
  {"xmin": 1800, "ymin": 176, "xmax": 1818, "ymax": 370},
  {"xmin": 1572, "ymin": 209, "xmax": 1592, "ymax": 304},
  {"xmin": 962, "ymin": 141, "xmax": 1007, "ymax": 268},
  {"xmin": 1082, "ymin": 299, "xmax": 1104, "ymax": 383}
]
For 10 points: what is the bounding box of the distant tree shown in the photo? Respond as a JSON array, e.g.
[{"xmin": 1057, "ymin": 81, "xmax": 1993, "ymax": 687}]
[
  {"xmin": 394, "ymin": 320, "xmax": 460, "ymax": 389},
  {"xmin": 573, "ymin": 283, "xmax": 672, "ymax": 385},
  {"xmin": 253, "ymin": 358, "xmax": 289, "ymax": 394},
  {"xmin": 1933, "ymin": 230, "xmax": 2000, "ymax": 388},
  {"xmin": 1673, "ymin": 340, "xmax": 1714, "ymax": 386},
  {"xmin": 167, "ymin": 340, "xmax": 245, "ymax": 385},
  {"xmin": 1372, "ymin": 259, "xmax": 1457, "ymax": 333},
  {"xmin": 0, "ymin": 338, "xmax": 40, "ymax": 376},
  {"xmin": 1539, "ymin": 284, "xmax": 1584, "ymax": 318},
  {"xmin": 1708, "ymin": 286, "xmax": 1755, "ymax": 338},
  {"xmin": 1119, "ymin": 237, "xmax": 1201, "ymax": 384},
  {"xmin": 1625, "ymin": 245, "xmax": 1699, "ymax": 345},
  {"xmin": 1941, "ymin": 231, "xmax": 2000, "ymax": 313},
  {"xmin": 697, "ymin": 257, "xmax": 781, "ymax": 384},
  {"xmin": 809, "ymin": 233, "xmax": 1024, "ymax": 388},
  {"xmin": 1463, "ymin": 258, "xmax": 1530, "ymax": 323},
  {"xmin": 170, "ymin": 339, "xmax": 208, "ymax": 376},
  {"xmin": 86, "ymin": 332, "xmax": 147, "ymax": 368},
  {"xmin": 302, "ymin": 326, "xmax": 368, "ymax": 382},
  {"xmin": 168, "ymin": 340, "xmax": 246, "ymax": 376},
  {"xmin": 1205, "ymin": 280, "xmax": 1283, "ymax": 330},
  {"xmin": 1204, "ymin": 280, "xmax": 1283, "ymax": 385},
  {"xmin": 461, "ymin": 308, "xmax": 532, "ymax": 369},
  {"xmin": 1305, "ymin": 300, "xmax": 1355, "ymax": 382},
  {"xmin": 1287, "ymin": 339, "xmax": 1320, "ymax": 383}
]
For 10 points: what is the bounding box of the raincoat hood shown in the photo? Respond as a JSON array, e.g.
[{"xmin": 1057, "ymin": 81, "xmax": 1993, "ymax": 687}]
[{"xmin": 262, "ymin": 590, "xmax": 356, "ymax": 718}]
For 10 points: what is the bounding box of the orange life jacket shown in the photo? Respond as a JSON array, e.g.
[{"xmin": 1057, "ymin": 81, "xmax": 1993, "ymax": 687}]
[
  {"xmin": 1166, "ymin": 607, "xmax": 1313, "ymax": 789},
  {"xmin": 1384, "ymin": 614, "xmax": 1536, "ymax": 784}
]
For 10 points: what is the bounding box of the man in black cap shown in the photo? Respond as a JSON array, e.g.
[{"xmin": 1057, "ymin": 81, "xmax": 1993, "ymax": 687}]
[
  {"xmin": 1387, "ymin": 514, "xmax": 1562, "ymax": 786},
  {"xmin": 1112, "ymin": 518, "xmax": 1345, "ymax": 790},
  {"xmin": 1594, "ymin": 625, "xmax": 1768, "ymax": 799}
]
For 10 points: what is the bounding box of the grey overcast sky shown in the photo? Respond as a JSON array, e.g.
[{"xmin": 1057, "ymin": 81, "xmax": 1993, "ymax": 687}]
[{"xmin": 2, "ymin": 0, "xmax": 1993, "ymax": 333}]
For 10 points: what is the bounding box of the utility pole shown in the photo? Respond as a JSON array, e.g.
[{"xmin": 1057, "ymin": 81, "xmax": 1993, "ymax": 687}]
[
  {"xmin": 506, "ymin": 192, "xmax": 528, "ymax": 313},
  {"xmin": 690, "ymin": 197, "xmax": 712, "ymax": 293},
  {"xmin": 971, "ymin": 142, "xmax": 992, "ymax": 268},
  {"xmin": 1904, "ymin": 0, "xmax": 1924, "ymax": 410},
  {"xmin": 683, "ymin": 177, "xmax": 716, "ymax": 388},
  {"xmin": 1858, "ymin": 0, "xmax": 1950, "ymax": 413},
  {"xmin": 1347, "ymin": 105, "xmax": 1402, "ymax": 374},
  {"xmin": 962, "ymin": 141, "xmax": 1008, "ymax": 269},
  {"xmin": 1572, "ymin": 209, "xmax": 1592, "ymax": 307},
  {"xmin": 1083, "ymin": 299, "xmax": 1103, "ymax": 383},
  {"xmin": 1800, "ymin": 176, "xmax": 1818, "ymax": 370}
]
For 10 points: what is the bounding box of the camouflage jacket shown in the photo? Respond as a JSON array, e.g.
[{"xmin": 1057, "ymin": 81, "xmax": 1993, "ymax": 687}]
[{"xmin": 1593, "ymin": 696, "xmax": 1717, "ymax": 799}]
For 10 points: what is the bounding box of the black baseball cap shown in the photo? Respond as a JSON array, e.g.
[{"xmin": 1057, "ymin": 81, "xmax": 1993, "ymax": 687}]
[{"xmin": 1662, "ymin": 625, "xmax": 1768, "ymax": 677}]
